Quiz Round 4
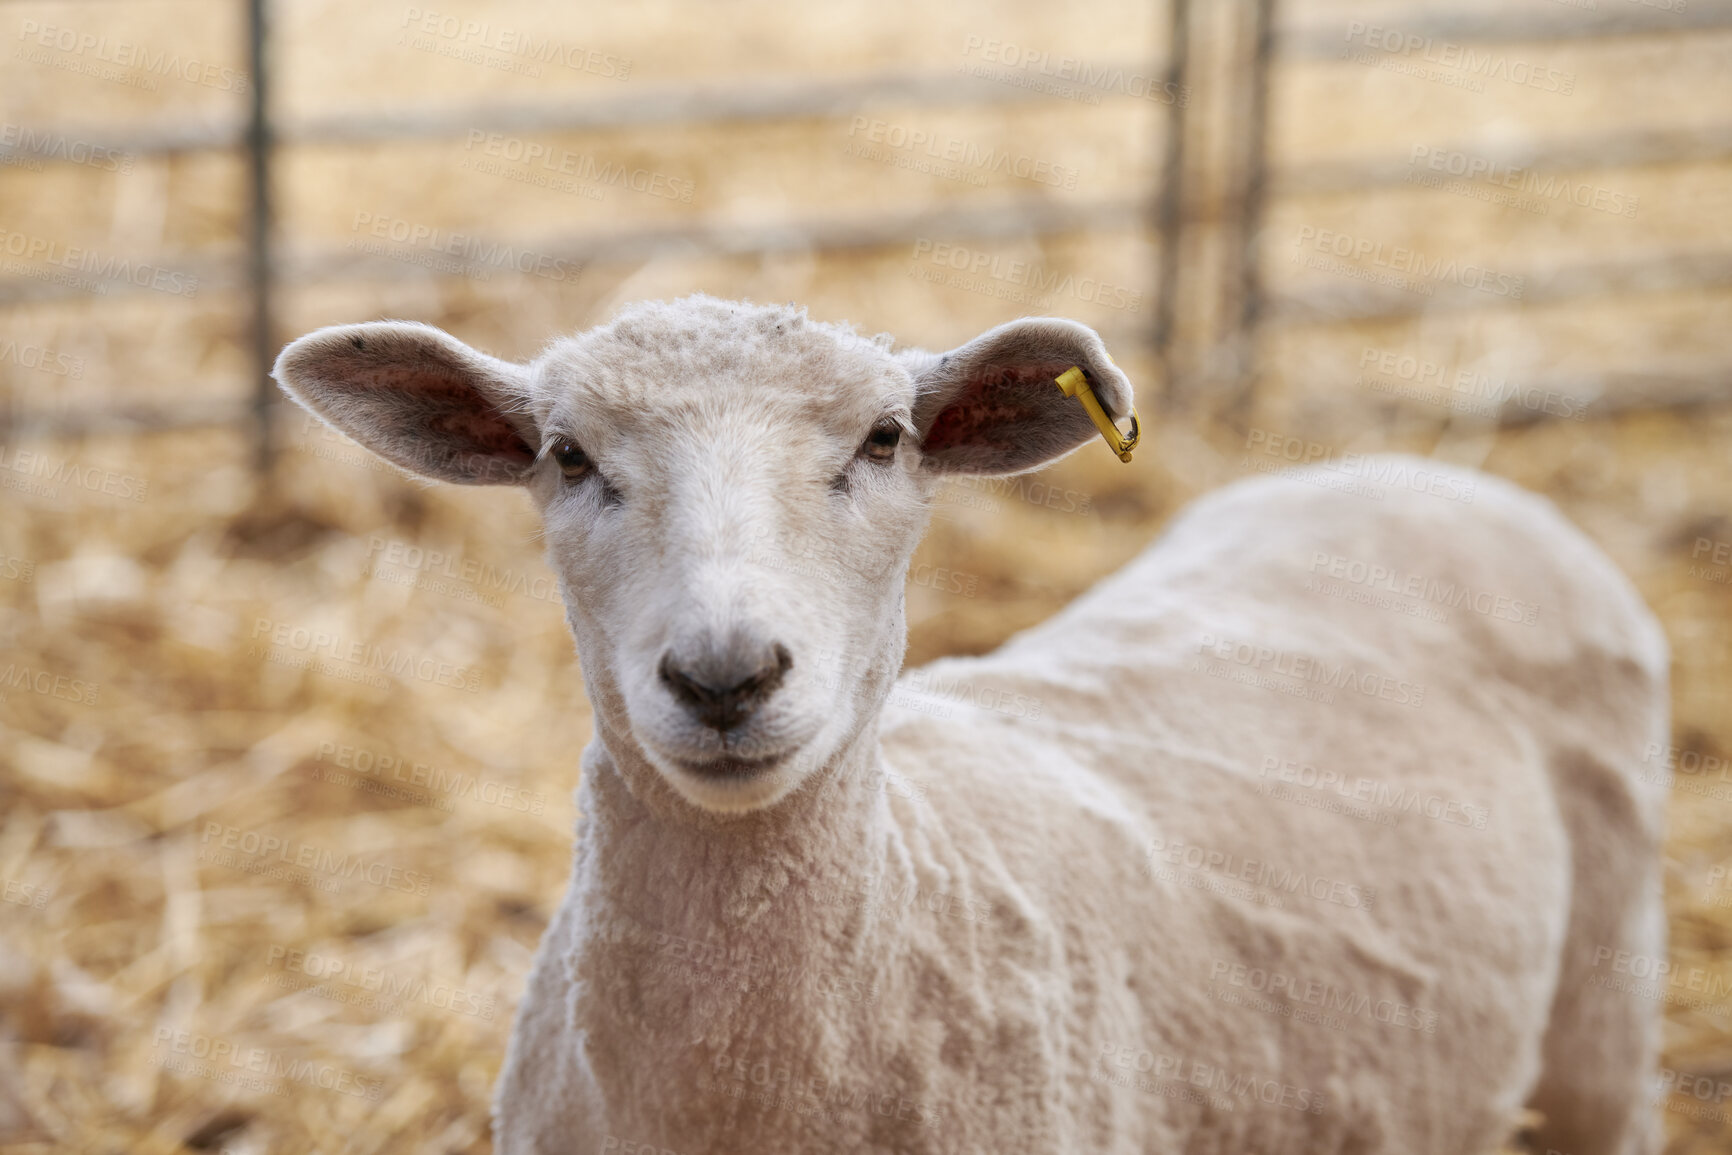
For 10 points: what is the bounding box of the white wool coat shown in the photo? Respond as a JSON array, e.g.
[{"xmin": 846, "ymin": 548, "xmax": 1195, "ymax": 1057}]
[{"xmin": 495, "ymin": 457, "xmax": 1669, "ymax": 1155}]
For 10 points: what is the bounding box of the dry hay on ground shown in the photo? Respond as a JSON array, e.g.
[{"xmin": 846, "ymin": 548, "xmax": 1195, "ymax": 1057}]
[{"xmin": 0, "ymin": 402, "xmax": 1727, "ymax": 1154}]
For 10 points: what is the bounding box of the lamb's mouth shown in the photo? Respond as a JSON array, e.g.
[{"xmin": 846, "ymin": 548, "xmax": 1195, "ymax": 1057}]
[{"xmin": 669, "ymin": 754, "xmax": 784, "ymax": 780}]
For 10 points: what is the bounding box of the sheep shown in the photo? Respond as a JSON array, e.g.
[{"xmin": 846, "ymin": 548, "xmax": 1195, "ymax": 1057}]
[{"xmin": 273, "ymin": 295, "xmax": 1670, "ymax": 1155}]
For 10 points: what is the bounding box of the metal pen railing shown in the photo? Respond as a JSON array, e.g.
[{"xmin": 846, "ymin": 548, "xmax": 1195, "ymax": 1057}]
[{"xmin": 3, "ymin": 0, "xmax": 1729, "ymax": 468}]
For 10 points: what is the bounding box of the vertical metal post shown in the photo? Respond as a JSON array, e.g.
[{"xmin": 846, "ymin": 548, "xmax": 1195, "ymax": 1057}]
[
  {"xmin": 1230, "ymin": 0, "xmax": 1275, "ymax": 422},
  {"xmin": 246, "ymin": 0, "xmax": 275, "ymax": 474},
  {"xmin": 1153, "ymin": 0, "xmax": 1190, "ymax": 409}
]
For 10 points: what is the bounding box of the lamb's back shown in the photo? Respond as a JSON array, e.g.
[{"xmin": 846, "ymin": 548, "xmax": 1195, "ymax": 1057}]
[
  {"xmin": 894, "ymin": 455, "xmax": 1665, "ymax": 828},
  {"xmin": 871, "ymin": 456, "xmax": 1666, "ymax": 1153}
]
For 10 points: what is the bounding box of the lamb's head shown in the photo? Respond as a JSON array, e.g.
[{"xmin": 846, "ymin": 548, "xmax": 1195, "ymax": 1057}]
[{"xmin": 274, "ymin": 296, "xmax": 1133, "ymax": 813}]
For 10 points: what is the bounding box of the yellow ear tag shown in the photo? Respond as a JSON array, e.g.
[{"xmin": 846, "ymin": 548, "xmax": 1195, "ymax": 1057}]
[{"xmin": 1055, "ymin": 366, "xmax": 1139, "ymax": 463}]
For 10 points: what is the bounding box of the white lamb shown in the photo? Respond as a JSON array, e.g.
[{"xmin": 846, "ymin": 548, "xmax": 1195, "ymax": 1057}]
[{"xmin": 274, "ymin": 296, "xmax": 1669, "ymax": 1155}]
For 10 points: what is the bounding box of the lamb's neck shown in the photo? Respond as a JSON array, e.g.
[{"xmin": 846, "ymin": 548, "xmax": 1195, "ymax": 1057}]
[
  {"xmin": 559, "ymin": 700, "xmax": 907, "ymax": 1131},
  {"xmin": 570, "ymin": 706, "xmax": 899, "ymax": 961}
]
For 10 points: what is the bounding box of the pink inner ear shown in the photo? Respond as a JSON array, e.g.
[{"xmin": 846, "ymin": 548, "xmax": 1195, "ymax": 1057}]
[
  {"xmin": 366, "ymin": 362, "xmax": 534, "ymax": 464},
  {"xmin": 426, "ymin": 409, "xmax": 535, "ymax": 462},
  {"xmin": 924, "ymin": 362, "xmax": 1072, "ymax": 454}
]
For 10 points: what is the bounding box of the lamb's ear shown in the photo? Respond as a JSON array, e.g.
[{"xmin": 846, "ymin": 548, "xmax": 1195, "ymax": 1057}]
[
  {"xmin": 903, "ymin": 317, "xmax": 1135, "ymax": 475},
  {"xmin": 273, "ymin": 321, "xmax": 538, "ymax": 485}
]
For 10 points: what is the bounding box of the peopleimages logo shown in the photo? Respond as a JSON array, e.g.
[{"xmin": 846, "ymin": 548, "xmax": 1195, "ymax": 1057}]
[
  {"xmin": 1406, "ymin": 145, "xmax": 1639, "ymax": 219},
  {"xmin": 461, "ymin": 131, "xmax": 695, "ymax": 202},
  {"xmin": 1357, "ymin": 346, "xmax": 1589, "ymax": 422},
  {"xmin": 1195, "ymin": 633, "xmax": 1427, "ymax": 710},
  {"xmin": 151, "ymin": 1029, "xmax": 384, "ymax": 1100},
  {"xmin": 1644, "ymin": 742, "xmax": 1728, "ymax": 779},
  {"xmin": 1586, "ymin": 944, "xmax": 1732, "ymax": 1011},
  {"xmin": 1206, "ymin": 958, "xmax": 1439, "ymax": 1034},
  {"xmin": 2, "ymin": 878, "xmax": 50, "ymax": 910},
  {"xmin": 199, "ymin": 821, "xmax": 434, "ymax": 896},
  {"xmin": 901, "ymin": 666, "xmax": 1044, "ymax": 719},
  {"xmin": 0, "ymin": 122, "xmax": 134, "ymax": 173},
  {"xmin": 263, "ymin": 945, "xmax": 496, "ymax": 1019},
  {"xmin": 808, "ymin": 870, "xmax": 995, "ymax": 926},
  {"xmin": 1146, "ymin": 835, "xmax": 1377, "ymax": 911},
  {"xmin": 0, "ymin": 227, "xmax": 199, "ymax": 298},
  {"xmin": 601, "ymin": 1139, "xmax": 683, "ymax": 1155},
  {"xmin": 947, "ymin": 470, "xmax": 1093, "ymax": 516},
  {"xmin": 1341, "ymin": 21, "xmax": 1575, "ymax": 95},
  {"xmin": 1689, "ymin": 537, "xmax": 1732, "ymax": 587},
  {"xmin": 1292, "ymin": 226, "xmax": 1525, "ymax": 299},
  {"xmin": 314, "ymin": 740, "xmax": 547, "ymax": 815},
  {"xmin": 364, "ymin": 533, "xmax": 562, "ymax": 607},
  {"xmin": 1259, "ymin": 755, "xmax": 1489, "ymax": 830},
  {"xmin": 0, "ymin": 662, "xmax": 99, "ymax": 705},
  {"xmin": 960, "ymin": 36, "xmax": 1188, "ymax": 106},
  {"xmin": 0, "ymin": 336, "xmax": 83, "ymax": 377},
  {"xmin": 710, "ymin": 1050, "xmax": 944, "ymax": 1129},
  {"xmin": 650, "ymin": 931, "xmax": 881, "ymax": 1005},
  {"xmin": 909, "ymin": 239, "xmax": 1144, "ymax": 313},
  {"xmin": 249, "ymin": 615, "xmax": 484, "ymax": 693},
  {"xmin": 1705, "ymin": 865, "xmax": 1732, "ymax": 911},
  {"xmin": 1242, "ymin": 429, "xmax": 1479, "ymax": 505},
  {"xmin": 1094, "ymin": 1042, "xmax": 1326, "ymax": 1113},
  {"xmin": 348, "ymin": 211, "xmax": 579, "ymax": 283},
  {"xmin": 15, "ymin": 20, "xmax": 249, "ymax": 92},
  {"xmin": 0, "ymin": 445, "xmax": 150, "ymax": 504},
  {"xmin": 399, "ymin": 8, "xmax": 631, "ymax": 79},
  {"xmin": 1658, "ymin": 1067, "xmax": 1732, "ymax": 1115},
  {"xmin": 845, "ymin": 117, "xmax": 1081, "ymax": 189},
  {"xmin": 1308, "ymin": 550, "xmax": 1540, "ymax": 627}
]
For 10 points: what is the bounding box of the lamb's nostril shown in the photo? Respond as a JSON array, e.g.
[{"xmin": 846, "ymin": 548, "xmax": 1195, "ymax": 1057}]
[{"xmin": 659, "ymin": 643, "xmax": 792, "ymax": 732}]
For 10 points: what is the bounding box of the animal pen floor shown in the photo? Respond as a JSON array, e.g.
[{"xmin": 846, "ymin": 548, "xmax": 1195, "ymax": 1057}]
[
  {"xmin": 1, "ymin": 0, "xmax": 1730, "ymax": 1152},
  {"xmin": 2, "ymin": 406, "xmax": 1729, "ymax": 1154}
]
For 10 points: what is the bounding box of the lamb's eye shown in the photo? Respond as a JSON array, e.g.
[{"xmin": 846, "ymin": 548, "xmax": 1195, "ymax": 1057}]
[
  {"xmin": 551, "ymin": 439, "xmax": 593, "ymax": 480},
  {"xmin": 862, "ymin": 424, "xmax": 902, "ymax": 462}
]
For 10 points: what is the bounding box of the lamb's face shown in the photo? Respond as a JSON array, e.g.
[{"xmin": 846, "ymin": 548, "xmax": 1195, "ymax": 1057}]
[
  {"xmin": 273, "ymin": 295, "xmax": 1135, "ymax": 816},
  {"xmin": 521, "ymin": 303, "xmax": 932, "ymax": 812}
]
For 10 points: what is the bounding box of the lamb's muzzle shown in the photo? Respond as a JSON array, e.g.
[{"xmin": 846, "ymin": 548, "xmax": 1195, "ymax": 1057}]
[
  {"xmin": 657, "ymin": 641, "xmax": 793, "ymax": 733},
  {"xmin": 272, "ymin": 295, "xmax": 1669, "ymax": 1155}
]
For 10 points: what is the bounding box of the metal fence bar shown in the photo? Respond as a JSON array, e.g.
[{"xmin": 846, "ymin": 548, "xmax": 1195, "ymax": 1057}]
[
  {"xmin": 1275, "ymin": 123, "xmax": 1732, "ymax": 195},
  {"xmin": 1301, "ymin": 367, "xmax": 1732, "ymax": 427},
  {"xmin": 246, "ymin": 0, "xmax": 275, "ymax": 473},
  {"xmin": 312, "ymin": 197, "xmax": 1149, "ymax": 269},
  {"xmin": 1228, "ymin": 0, "xmax": 1275, "ymax": 423},
  {"xmin": 0, "ymin": 62, "xmax": 1179, "ymax": 165},
  {"xmin": 3, "ymin": 228, "xmax": 1724, "ymax": 365},
  {"xmin": 1266, "ymin": 246, "xmax": 1732, "ymax": 323},
  {"xmin": 1152, "ymin": 0, "xmax": 1191, "ymax": 402},
  {"xmin": 13, "ymin": 207, "xmax": 1726, "ymax": 315},
  {"xmin": 18, "ymin": 357, "xmax": 1728, "ymax": 443},
  {"xmin": 17, "ymin": 106, "xmax": 1728, "ymax": 203},
  {"xmin": 1229, "ymin": 0, "xmax": 1732, "ymax": 426},
  {"xmin": 6, "ymin": 0, "xmax": 1729, "ymax": 448},
  {"xmin": 5, "ymin": 5, "xmax": 1713, "ymax": 163},
  {"xmin": 292, "ymin": 67, "xmax": 1174, "ymax": 144},
  {"xmin": 1, "ymin": 399, "xmax": 256, "ymax": 440},
  {"xmin": 1279, "ymin": 1, "xmax": 1732, "ymax": 58},
  {"xmin": 0, "ymin": 197, "xmax": 1149, "ymax": 308}
]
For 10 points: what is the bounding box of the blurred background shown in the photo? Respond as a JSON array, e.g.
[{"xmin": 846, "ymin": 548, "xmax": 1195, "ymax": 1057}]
[{"xmin": 1, "ymin": 0, "xmax": 1729, "ymax": 1151}]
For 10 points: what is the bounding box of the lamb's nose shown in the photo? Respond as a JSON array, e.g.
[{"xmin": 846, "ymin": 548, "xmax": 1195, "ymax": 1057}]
[{"xmin": 659, "ymin": 642, "xmax": 793, "ymax": 731}]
